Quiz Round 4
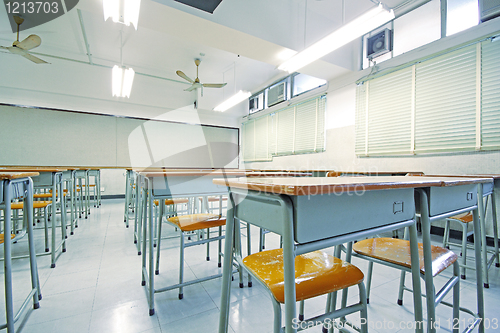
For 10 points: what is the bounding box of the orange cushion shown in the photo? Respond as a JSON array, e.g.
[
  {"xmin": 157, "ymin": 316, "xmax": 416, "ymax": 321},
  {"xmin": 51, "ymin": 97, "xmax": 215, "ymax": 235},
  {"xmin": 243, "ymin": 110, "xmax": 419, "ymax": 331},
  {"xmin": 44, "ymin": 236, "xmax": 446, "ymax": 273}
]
[
  {"xmin": 0, "ymin": 233, "xmax": 16, "ymax": 244},
  {"xmin": 154, "ymin": 198, "xmax": 189, "ymax": 206},
  {"xmin": 353, "ymin": 238, "xmax": 458, "ymax": 276},
  {"xmin": 449, "ymin": 213, "xmax": 473, "ymax": 223},
  {"xmin": 167, "ymin": 213, "xmax": 225, "ymax": 232},
  {"xmin": 11, "ymin": 201, "xmax": 51, "ymax": 210},
  {"xmin": 243, "ymin": 249, "xmax": 364, "ymax": 303}
]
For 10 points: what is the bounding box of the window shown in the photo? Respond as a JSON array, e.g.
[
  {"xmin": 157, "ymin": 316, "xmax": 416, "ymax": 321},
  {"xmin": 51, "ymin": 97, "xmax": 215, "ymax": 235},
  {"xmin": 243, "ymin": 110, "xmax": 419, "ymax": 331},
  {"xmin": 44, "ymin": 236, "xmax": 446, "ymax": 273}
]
[
  {"xmin": 356, "ymin": 38, "xmax": 500, "ymax": 156},
  {"xmin": 447, "ymin": 0, "xmax": 479, "ymax": 36},
  {"xmin": 249, "ymin": 73, "xmax": 326, "ymax": 114},
  {"xmin": 292, "ymin": 73, "xmax": 327, "ymax": 97},
  {"xmin": 242, "ymin": 95, "xmax": 326, "ymax": 162}
]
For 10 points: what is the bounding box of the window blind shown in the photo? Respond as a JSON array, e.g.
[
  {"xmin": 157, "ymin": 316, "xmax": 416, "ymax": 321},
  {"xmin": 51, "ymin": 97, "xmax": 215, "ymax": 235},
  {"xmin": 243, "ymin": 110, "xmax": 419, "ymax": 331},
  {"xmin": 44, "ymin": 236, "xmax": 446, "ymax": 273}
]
[
  {"xmin": 368, "ymin": 67, "xmax": 413, "ymax": 154},
  {"xmin": 481, "ymin": 39, "xmax": 500, "ymax": 149},
  {"xmin": 414, "ymin": 45, "xmax": 477, "ymax": 152},
  {"xmin": 242, "ymin": 120, "xmax": 255, "ymax": 161},
  {"xmin": 276, "ymin": 106, "xmax": 295, "ymax": 155},
  {"xmin": 254, "ymin": 116, "xmax": 270, "ymax": 160},
  {"xmin": 355, "ymin": 84, "xmax": 367, "ymax": 155},
  {"xmin": 242, "ymin": 94, "xmax": 326, "ymax": 162},
  {"xmin": 355, "ymin": 39, "xmax": 499, "ymax": 156}
]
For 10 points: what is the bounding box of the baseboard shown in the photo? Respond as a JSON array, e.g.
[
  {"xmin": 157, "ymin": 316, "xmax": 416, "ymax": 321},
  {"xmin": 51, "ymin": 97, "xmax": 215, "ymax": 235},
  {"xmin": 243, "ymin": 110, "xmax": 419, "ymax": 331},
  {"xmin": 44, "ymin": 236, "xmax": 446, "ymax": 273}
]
[
  {"xmin": 99, "ymin": 194, "xmax": 125, "ymax": 200},
  {"xmin": 431, "ymin": 225, "xmax": 499, "ymax": 248}
]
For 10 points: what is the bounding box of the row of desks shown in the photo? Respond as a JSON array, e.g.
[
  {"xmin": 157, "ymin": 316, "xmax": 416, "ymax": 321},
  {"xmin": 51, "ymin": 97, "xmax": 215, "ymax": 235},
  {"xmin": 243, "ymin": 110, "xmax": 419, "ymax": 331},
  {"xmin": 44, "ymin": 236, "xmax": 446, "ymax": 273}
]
[{"xmin": 132, "ymin": 170, "xmax": 498, "ymax": 333}]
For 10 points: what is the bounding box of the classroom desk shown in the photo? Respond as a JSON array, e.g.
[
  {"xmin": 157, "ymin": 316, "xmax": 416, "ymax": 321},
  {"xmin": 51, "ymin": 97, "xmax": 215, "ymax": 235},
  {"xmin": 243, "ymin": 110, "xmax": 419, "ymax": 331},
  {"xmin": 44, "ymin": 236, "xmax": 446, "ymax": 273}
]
[
  {"xmin": 423, "ymin": 174, "xmax": 500, "ymax": 288},
  {"xmin": 137, "ymin": 170, "xmax": 312, "ymax": 316},
  {"xmin": 0, "ymin": 172, "xmax": 41, "ymax": 333},
  {"xmin": 0, "ymin": 168, "xmax": 68, "ymax": 268},
  {"xmin": 214, "ymin": 176, "xmax": 489, "ymax": 333}
]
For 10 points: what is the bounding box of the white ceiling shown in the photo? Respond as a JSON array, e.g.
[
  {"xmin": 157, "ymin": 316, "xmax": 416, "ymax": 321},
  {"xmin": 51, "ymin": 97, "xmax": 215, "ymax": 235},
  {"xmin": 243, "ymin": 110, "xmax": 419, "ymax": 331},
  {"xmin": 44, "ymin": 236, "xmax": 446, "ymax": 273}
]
[{"xmin": 0, "ymin": 0, "xmax": 411, "ymax": 120}]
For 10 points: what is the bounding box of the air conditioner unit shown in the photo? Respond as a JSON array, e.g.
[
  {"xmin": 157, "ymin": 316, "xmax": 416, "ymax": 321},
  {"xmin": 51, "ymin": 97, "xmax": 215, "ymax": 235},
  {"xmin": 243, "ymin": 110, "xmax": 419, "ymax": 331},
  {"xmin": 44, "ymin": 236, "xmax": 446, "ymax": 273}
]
[
  {"xmin": 249, "ymin": 96, "xmax": 259, "ymax": 113},
  {"xmin": 480, "ymin": 0, "xmax": 500, "ymax": 22},
  {"xmin": 267, "ymin": 82, "xmax": 286, "ymax": 107},
  {"xmin": 366, "ymin": 29, "xmax": 392, "ymax": 59}
]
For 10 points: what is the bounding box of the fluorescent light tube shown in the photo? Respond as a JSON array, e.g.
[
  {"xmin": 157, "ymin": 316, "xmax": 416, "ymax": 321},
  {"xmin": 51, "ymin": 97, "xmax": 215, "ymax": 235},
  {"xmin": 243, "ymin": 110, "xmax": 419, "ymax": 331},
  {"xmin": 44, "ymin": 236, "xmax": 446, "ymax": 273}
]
[
  {"xmin": 278, "ymin": 3, "xmax": 394, "ymax": 73},
  {"xmin": 103, "ymin": 0, "xmax": 120, "ymax": 22},
  {"xmin": 213, "ymin": 91, "xmax": 251, "ymax": 112},
  {"xmin": 112, "ymin": 65, "xmax": 135, "ymax": 98},
  {"xmin": 124, "ymin": 0, "xmax": 141, "ymax": 29},
  {"xmin": 104, "ymin": 0, "xmax": 141, "ymax": 29},
  {"xmin": 122, "ymin": 67, "xmax": 135, "ymax": 98},
  {"xmin": 112, "ymin": 65, "xmax": 123, "ymax": 97}
]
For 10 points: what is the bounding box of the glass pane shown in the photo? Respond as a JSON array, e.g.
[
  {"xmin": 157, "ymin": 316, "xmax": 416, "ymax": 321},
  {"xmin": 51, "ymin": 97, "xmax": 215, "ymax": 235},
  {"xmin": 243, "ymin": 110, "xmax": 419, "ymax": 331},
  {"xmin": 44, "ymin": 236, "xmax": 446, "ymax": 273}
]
[
  {"xmin": 292, "ymin": 73, "xmax": 326, "ymax": 97},
  {"xmin": 447, "ymin": 0, "xmax": 479, "ymax": 36}
]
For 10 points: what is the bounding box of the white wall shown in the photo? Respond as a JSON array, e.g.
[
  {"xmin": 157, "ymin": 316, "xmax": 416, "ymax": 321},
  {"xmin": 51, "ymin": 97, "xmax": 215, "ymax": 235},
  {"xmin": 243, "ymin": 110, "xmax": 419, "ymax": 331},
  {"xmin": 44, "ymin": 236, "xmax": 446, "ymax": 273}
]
[{"xmin": 243, "ymin": 17, "xmax": 500, "ymax": 236}]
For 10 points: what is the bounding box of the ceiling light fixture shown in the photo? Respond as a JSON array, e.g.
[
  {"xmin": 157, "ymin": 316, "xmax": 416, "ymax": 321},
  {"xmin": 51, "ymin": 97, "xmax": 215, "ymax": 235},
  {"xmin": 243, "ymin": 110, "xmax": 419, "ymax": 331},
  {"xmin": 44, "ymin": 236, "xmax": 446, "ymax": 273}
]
[
  {"xmin": 213, "ymin": 90, "xmax": 251, "ymax": 112},
  {"xmin": 112, "ymin": 65, "xmax": 135, "ymax": 98},
  {"xmin": 112, "ymin": 31, "xmax": 135, "ymax": 98},
  {"xmin": 103, "ymin": 0, "xmax": 141, "ymax": 29},
  {"xmin": 278, "ymin": 3, "xmax": 394, "ymax": 73}
]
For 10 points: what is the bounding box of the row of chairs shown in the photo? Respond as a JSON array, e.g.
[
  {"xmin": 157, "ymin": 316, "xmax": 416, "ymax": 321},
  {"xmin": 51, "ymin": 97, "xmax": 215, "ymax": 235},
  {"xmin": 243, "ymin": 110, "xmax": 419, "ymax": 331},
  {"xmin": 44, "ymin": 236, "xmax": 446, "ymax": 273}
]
[
  {"xmin": 1, "ymin": 170, "xmax": 101, "ymax": 269},
  {"xmin": 123, "ymin": 171, "xmax": 498, "ymax": 333}
]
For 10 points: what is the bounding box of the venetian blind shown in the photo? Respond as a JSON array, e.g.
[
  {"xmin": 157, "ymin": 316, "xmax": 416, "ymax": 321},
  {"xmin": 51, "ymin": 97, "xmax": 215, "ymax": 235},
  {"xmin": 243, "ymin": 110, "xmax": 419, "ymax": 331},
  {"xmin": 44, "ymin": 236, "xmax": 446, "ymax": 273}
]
[
  {"xmin": 242, "ymin": 94, "xmax": 326, "ymax": 162},
  {"xmin": 481, "ymin": 39, "xmax": 500, "ymax": 149},
  {"xmin": 414, "ymin": 45, "xmax": 477, "ymax": 152}
]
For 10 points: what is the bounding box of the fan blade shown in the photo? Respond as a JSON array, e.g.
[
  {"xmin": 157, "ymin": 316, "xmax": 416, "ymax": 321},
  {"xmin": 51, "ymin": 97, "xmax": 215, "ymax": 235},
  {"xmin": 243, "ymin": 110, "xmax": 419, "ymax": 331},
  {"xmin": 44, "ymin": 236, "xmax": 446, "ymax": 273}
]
[
  {"xmin": 176, "ymin": 70, "xmax": 194, "ymax": 83},
  {"xmin": 15, "ymin": 35, "xmax": 42, "ymax": 51},
  {"xmin": 202, "ymin": 83, "xmax": 227, "ymax": 88},
  {"xmin": 22, "ymin": 53, "xmax": 49, "ymax": 64},
  {"xmin": 184, "ymin": 83, "xmax": 201, "ymax": 92},
  {"xmin": 4, "ymin": 45, "xmax": 25, "ymax": 55}
]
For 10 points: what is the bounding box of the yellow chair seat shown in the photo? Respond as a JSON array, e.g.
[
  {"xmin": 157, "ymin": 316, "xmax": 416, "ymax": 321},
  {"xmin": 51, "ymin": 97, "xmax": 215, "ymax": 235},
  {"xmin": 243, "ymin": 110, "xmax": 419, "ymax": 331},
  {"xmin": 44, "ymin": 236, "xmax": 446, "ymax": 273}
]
[
  {"xmin": 167, "ymin": 213, "xmax": 225, "ymax": 232},
  {"xmin": 11, "ymin": 201, "xmax": 52, "ymax": 210},
  {"xmin": 449, "ymin": 212, "xmax": 473, "ymax": 223},
  {"xmin": 154, "ymin": 198, "xmax": 189, "ymax": 206},
  {"xmin": 353, "ymin": 238, "xmax": 458, "ymax": 277},
  {"xmin": 34, "ymin": 193, "xmax": 66, "ymax": 198},
  {"xmin": 0, "ymin": 233, "xmax": 16, "ymax": 244},
  {"xmin": 243, "ymin": 249, "xmax": 364, "ymax": 303},
  {"xmin": 207, "ymin": 196, "xmax": 228, "ymax": 202}
]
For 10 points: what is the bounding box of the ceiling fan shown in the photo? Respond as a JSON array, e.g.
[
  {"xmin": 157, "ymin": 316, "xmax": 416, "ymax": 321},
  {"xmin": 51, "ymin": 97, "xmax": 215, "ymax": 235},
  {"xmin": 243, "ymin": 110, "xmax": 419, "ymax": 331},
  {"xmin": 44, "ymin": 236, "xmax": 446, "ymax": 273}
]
[
  {"xmin": 176, "ymin": 58, "xmax": 226, "ymax": 96},
  {"xmin": 0, "ymin": 15, "xmax": 48, "ymax": 64}
]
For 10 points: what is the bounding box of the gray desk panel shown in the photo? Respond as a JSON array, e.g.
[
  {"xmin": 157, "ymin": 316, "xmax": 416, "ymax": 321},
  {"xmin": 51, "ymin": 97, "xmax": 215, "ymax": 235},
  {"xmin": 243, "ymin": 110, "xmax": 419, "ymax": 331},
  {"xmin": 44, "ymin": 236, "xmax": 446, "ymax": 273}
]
[
  {"xmin": 151, "ymin": 174, "xmax": 233, "ymax": 197},
  {"xmin": 292, "ymin": 188, "xmax": 415, "ymax": 243},
  {"xmin": 428, "ymin": 184, "xmax": 477, "ymax": 216}
]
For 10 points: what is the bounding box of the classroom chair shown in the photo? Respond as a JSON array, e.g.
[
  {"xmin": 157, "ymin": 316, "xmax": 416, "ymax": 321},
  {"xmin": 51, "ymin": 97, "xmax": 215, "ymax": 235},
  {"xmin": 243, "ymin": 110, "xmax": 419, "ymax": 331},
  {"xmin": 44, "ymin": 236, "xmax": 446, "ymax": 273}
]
[
  {"xmin": 243, "ymin": 248, "xmax": 368, "ymax": 333},
  {"xmin": 10, "ymin": 201, "xmax": 52, "ymax": 253},
  {"xmin": 352, "ymin": 235, "xmax": 464, "ymax": 333},
  {"xmin": 156, "ymin": 212, "xmax": 226, "ymax": 299},
  {"xmin": 443, "ymin": 211, "xmax": 499, "ymax": 285}
]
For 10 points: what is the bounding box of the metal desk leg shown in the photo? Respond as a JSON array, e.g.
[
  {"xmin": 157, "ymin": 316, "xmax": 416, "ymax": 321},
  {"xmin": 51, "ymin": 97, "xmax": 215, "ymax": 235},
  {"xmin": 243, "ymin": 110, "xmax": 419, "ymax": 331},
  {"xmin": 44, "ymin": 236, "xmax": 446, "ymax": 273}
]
[
  {"xmin": 491, "ymin": 191, "xmax": 500, "ymax": 267},
  {"xmin": 418, "ymin": 189, "xmax": 437, "ymax": 333},
  {"xmin": 124, "ymin": 170, "xmax": 131, "ymax": 224},
  {"xmin": 85, "ymin": 171, "xmax": 90, "ymax": 218},
  {"xmin": 3, "ymin": 181, "xmax": 14, "ymax": 332},
  {"xmin": 218, "ymin": 193, "xmax": 236, "ymax": 333},
  {"xmin": 69, "ymin": 178, "xmax": 75, "ymax": 235},
  {"xmin": 26, "ymin": 179, "xmax": 41, "ymax": 305},
  {"xmin": 472, "ymin": 208, "xmax": 485, "ymax": 333},
  {"xmin": 477, "ymin": 185, "xmax": 489, "ymax": 288},
  {"xmin": 408, "ymin": 222, "xmax": 424, "ymax": 333},
  {"xmin": 134, "ymin": 180, "xmax": 141, "ymax": 244},
  {"xmin": 59, "ymin": 175, "xmax": 67, "ymax": 251},
  {"xmin": 280, "ymin": 196, "xmax": 297, "ymax": 333},
  {"xmin": 148, "ymin": 185, "xmax": 155, "ymax": 315},
  {"xmin": 51, "ymin": 176, "xmax": 57, "ymax": 268}
]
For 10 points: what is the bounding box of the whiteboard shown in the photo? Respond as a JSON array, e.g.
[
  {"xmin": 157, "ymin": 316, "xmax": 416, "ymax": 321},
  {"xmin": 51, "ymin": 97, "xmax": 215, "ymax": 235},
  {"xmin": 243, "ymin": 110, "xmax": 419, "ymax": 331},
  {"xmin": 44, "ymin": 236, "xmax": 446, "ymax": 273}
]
[{"xmin": 0, "ymin": 104, "xmax": 239, "ymax": 168}]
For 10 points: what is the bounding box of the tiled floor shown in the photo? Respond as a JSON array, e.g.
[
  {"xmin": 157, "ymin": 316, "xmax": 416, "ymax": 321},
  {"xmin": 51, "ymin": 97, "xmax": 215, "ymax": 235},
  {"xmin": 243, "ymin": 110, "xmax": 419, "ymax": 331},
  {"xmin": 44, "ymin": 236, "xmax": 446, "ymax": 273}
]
[{"xmin": 2, "ymin": 199, "xmax": 500, "ymax": 332}]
